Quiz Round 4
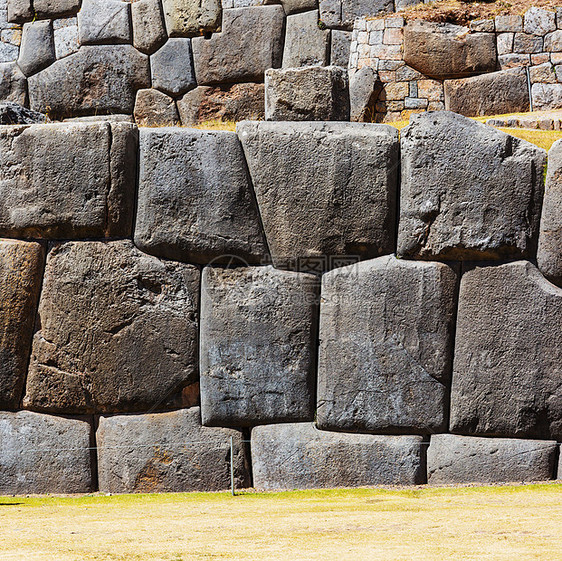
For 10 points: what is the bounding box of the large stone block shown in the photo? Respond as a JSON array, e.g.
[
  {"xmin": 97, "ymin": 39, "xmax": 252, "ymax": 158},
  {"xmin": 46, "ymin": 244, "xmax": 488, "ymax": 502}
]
[
  {"xmin": 192, "ymin": 6, "xmax": 284, "ymax": 85},
  {"xmin": 33, "ymin": 0, "xmax": 80, "ymax": 18},
  {"xmin": 282, "ymin": 10, "xmax": 330, "ymax": 68},
  {"xmin": 0, "ymin": 122, "xmax": 137, "ymax": 239},
  {"xmin": 349, "ymin": 66, "xmax": 381, "ymax": 122},
  {"xmin": 7, "ymin": 0, "xmax": 32, "ymax": 23},
  {"xmin": 23, "ymin": 240, "xmax": 200, "ymax": 414},
  {"xmin": 265, "ymin": 66, "xmax": 350, "ymax": 121},
  {"xmin": 0, "ymin": 62, "xmax": 26, "ymax": 105},
  {"xmin": 135, "ymin": 127, "xmax": 267, "ymax": 264},
  {"xmin": 134, "ymin": 88, "xmax": 180, "ymax": 126},
  {"xmin": 330, "ymin": 29, "xmax": 352, "ymax": 67},
  {"xmin": 317, "ymin": 255, "xmax": 458, "ymax": 435},
  {"xmin": 53, "ymin": 17, "xmax": 79, "ymax": 59},
  {"xmin": 28, "ymin": 45, "xmax": 150, "ymax": 119},
  {"xmin": 162, "ymin": 0, "xmax": 221, "ymax": 37},
  {"xmin": 319, "ymin": 0, "xmax": 393, "ymax": 31},
  {"xmin": 200, "ymin": 266, "xmax": 318, "ymax": 427},
  {"xmin": 132, "ymin": 0, "xmax": 167, "ymax": 54},
  {"xmin": 531, "ymin": 83, "xmax": 562, "ymax": 111},
  {"xmin": 237, "ymin": 121, "xmax": 399, "ymax": 271},
  {"xmin": 17, "ymin": 20, "xmax": 55, "ymax": 76},
  {"xmin": 397, "ymin": 112, "xmax": 546, "ymax": 261},
  {"xmin": 403, "ymin": 21, "xmax": 497, "ymax": 80},
  {"xmin": 97, "ymin": 408, "xmax": 250, "ymax": 493},
  {"xmin": 428, "ymin": 434, "xmax": 557, "ymax": 484},
  {"xmin": 267, "ymin": 0, "xmax": 316, "ymax": 16},
  {"xmin": 0, "ymin": 240, "xmax": 43, "ymax": 409},
  {"xmin": 450, "ymin": 261, "xmax": 562, "ymax": 440},
  {"xmin": 0, "ymin": 411, "xmax": 93, "ymax": 494},
  {"xmin": 150, "ymin": 38, "xmax": 196, "ymax": 96},
  {"xmin": 78, "ymin": 0, "xmax": 131, "ymax": 45},
  {"xmin": 252, "ymin": 423, "xmax": 426, "ymax": 490},
  {"xmin": 537, "ymin": 139, "xmax": 562, "ymax": 286},
  {"xmin": 444, "ymin": 68, "xmax": 530, "ymax": 117}
]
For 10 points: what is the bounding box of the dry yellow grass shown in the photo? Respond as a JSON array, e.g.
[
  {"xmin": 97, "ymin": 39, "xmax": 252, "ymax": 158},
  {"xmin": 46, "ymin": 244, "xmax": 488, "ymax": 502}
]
[{"xmin": 0, "ymin": 483, "xmax": 561, "ymax": 560}]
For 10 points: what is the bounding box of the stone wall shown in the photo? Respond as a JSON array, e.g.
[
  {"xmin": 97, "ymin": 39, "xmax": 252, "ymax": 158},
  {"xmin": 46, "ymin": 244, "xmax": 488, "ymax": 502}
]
[{"xmin": 1, "ymin": 111, "xmax": 562, "ymax": 494}]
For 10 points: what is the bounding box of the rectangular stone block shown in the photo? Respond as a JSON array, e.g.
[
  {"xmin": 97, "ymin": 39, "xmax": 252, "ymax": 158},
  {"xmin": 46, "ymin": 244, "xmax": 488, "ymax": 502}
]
[
  {"xmin": 0, "ymin": 122, "xmax": 137, "ymax": 238},
  {"xmin": 319, "ymin": 0, "xmax": 393, "ymax": 31},
  {"xmin": 251, "ymin": 423, "xmax": 426, "ymax": 490},
  {"xmin": 97, "ymin": 408, "xmax": 250, "ymax": 493},
  {"xmin": 283, "ymin": 10, "xmax": 329, "ymax": 68}
]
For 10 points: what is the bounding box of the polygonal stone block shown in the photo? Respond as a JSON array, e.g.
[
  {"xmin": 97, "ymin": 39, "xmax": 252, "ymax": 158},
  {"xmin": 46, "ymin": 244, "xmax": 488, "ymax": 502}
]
[
  {"xmin": 134, "ymin": 88, "xmax": 180, "ymax": 126},
  {"xmin": 17, "ymin": 20, "xmax": 55, "ymax": 76},
  {"xmin": 0, "ymin": 62, "xmax": 26, "ymax": 105},
  {"xmin": 282, "ymin": 10, "xmax": 329, "ymax": 68},
  {"xmin": 319, "ymin": 0, "xmax": 393, "ymax": 30},
  {"xmin": 78, "ymin": 0, "xmax": 131, "ymax": 45},
  {"xmin": 132, "ymin": 0, "xmax": 167, "ymax": 54},
  {"xmin": 162, "ymin": 0, "xmax": 221, "ymax": 37},
  {"xmin": 150, "ymin": 38, "xmax": 196, "ymax": 96}
]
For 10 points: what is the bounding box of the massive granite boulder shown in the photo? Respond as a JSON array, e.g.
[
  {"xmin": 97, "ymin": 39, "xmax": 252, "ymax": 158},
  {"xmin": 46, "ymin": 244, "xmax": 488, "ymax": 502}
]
[
  {"xmin": 0, "ymin": 241, "xmax": 44, "ymax": 409},
  {"xmin": 200, "ymin": 266, "xmax": 319, "ymax": 427},
  {"xmin": 252, "ymin": 423, "xmax": 426, "ymax": 490},
  {"xmin": 28, "ymin": 45, "xmax": 150, "ymax": 119},
  {"xmin": 134, "ymin": 127, "xmax": 267, "ymax": 265},
  {"xmin": 23, "ymin": 240, "xmax": 200, "ymax": 414},
  {"xmin": 237, "ymin": 121, "xmax": 399, "ymax": 272},
  {"xmin": 450, "ymin": 261, "xmax": 562, "ymax": 440},
  {"xmin": 0, "ymin": 122, "xmax": 137, "ymax": 239},
  {"xmin": 317, "ymin": 255, "xmax": 458, "ymax": 435},
  {"xmin": 97, "ymin": 408, "xmax": 250, "ymax": 493},
  {"xmin": 0, "ymin": 411, "xmax": 93, "ymax": 494},
  {"xmin": 397, "ymin": 112, "xmax": 546, "ymax": 261}
]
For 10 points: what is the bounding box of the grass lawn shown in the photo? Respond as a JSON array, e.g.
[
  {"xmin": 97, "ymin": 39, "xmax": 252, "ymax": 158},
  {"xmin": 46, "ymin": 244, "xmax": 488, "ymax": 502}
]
[{"xmin": 0, "ymin": 483, "xmax": 561, "ymax": 560}]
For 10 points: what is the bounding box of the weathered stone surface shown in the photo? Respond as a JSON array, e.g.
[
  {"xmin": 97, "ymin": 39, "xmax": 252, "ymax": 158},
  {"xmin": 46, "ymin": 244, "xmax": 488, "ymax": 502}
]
[
  {"xmin": 78, "ymin": 0, "xmax": 131, "ymax": 45},
  {"xmin": 0, "ymin": 122, "xmax": 137, "ymax": 238},
  {"xmin": 317, "ymin": 256, "xmax": 458, "ymax": 435},
  {"xmin": 265, "ymin": 66, "xmax": 350, "ymax": 121},
  {"xmin": 532, "ymin": 83, "xmax": 562, "ymax": 111},
  {"xmin": 23, "ymin": 240, "xmax": 200, "ymax": 414},
  {"xmin": 192, "ymin": 6, "xmax": 284, "ymax": 85},
  {"xmin": 134, "ymin": 88, "xmax": 179, "ymax": 126},
  {"xmin": 28, "ymin": 45, "xmax": 150, "ymax": 119},
  {"xmin": 349, "ymin": 66, "xmax": 381, "ymax": 122},
  {"xmin": 97, "ymin": 408, "xmax": 250, "ymax": 493},
  {"xmin": 450, "ymin": 261, "xmax": 562, "ymax": 440},
  {"xmin": 0, "ymin": 101, "xmax": 45, "ymax": 124},
  {"xmin": 200, "ymin": 266, "xmax": 318, "ymax": 427},
  {"xmin": 0, "ymin": 241, "xmax": 43, "ymax": 409},
  {"xmin": 397, "ymin": 112, "xmax": 546, "ymax": 261},
  {"xmin": 524, "ymin": 7, "xmax": 556, "ymax": 36},
  {"xmin": 135, "ymin": 128, "xmax": 267, "ymax": 264},
  {"xmin": 427, "ymin": 434, "xmax": 557, "ymax": 485},
  {"xmin": 237, "ymin": 121, "xmax": 399, "ymax": 271},
  {"xmin": 132, "ymin": 0, "xmax": 167, "ymax": 54},
  {"xmin": 0, "ymin": 40, "xmax": 19, "ymax": 63},
  {"xmin": 267, "ymin": 0, "xmax": 316, "ymax": 16},
  {"xmin": 283, "ymin": 10, "xmax": 329, "ymax": 68},
  {"xmin": 53, "ymin": 17, "xmax": 79, "ymax": 59},
  {"xmin": 33, "ymin": 0, "xmax": 80, "ymax": 18},
  {"xmin": 538, "ymin": 139, "xmax": 562, "ymax": 286},
  {"xmin": 0, "ymin": 62, "xmax": 26, "ymax": 104},
  {"xmin": 495, "ymin": 14, "xmax": 522, "ymax": 33},
  {"xmin": 403, "ymin": 21, "xmax": 497, "ymax": 80},
  {"xmin": 0, "ymin": 411, "xmax": 93, "ymax": 494},
  {"xmin": 252, "ymin": 423, "xmax": 426, "ymax": 490},
  {"xmin": 64, "ymin": 114, "xmax": 134, "ymax": 123},
  {"xmin": 7, "ymin": 0, "xmax": 32, "ymax": 23},
  {"xmin": 444, "ymin": 67, "xmax": 530, "ymax": 117},
  {"xmin": 162, "ymin": 0, "xmax": 221, "ymax": 36},
  {"xmin": 151, "ymin": 38, "xmax": 196, "ymax": 96},
  {"xmin": 330, "ymin": 29, "xmax": 352, "ymax": 66},
  {"xmin": 319, "ymin": 0, "xmax": 393, "ymax": 31},
  {"xmin": 17, "ymin": 20, "xmax": 55, "ymax": 76},
  {"xmin": 177, "ymin": 83, "xmax": 265, "ymax": 124}
]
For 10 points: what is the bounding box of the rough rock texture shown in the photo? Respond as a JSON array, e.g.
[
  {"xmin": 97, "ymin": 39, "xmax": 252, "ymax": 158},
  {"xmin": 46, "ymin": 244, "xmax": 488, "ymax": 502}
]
[
  {"xmin": 53, "ymin": 17, "xmax": 79, "ymax": 59},
  {"xmin": 162, "ymin": 0, "xmax": 221, "ymax": 36},
  {"xmin": 524, "ymin": 7, "xmax": 556, "ymax": 36},
  {"xmin": 23, "ymin": 241, "xmax": 200, "ymax": 414},
  {"xmin": 192, "ymin": 6, "xmax": 284, "ymax": 85},
  {"xmin": 0, "ymin": 101, "xmax": 45, "ymax": 124},
  {"xmin": 33, "ymin": 0, "xmax": 80, "ymax": 18},
  {"xmin": 0, "ymin": 62, "xmax": 26, "ymax": 105},
  {"xmin": 0, "ymin": 411, "xmax": 93, "ymax": 494},
  {"xmin": 28, "ymin": 45, "xmax": 150, "ymax": 119},
  {"xmin": 397, "ymin": 112, "xmax": 546, "ymax": 261},
  {"xmin": 265, "ymin": 66, "xmax": 350, "ymax": 121},
  {"xmin": 317, "ymin": 256, "xmax": 458, "ymax": 435},
  {"xmin": 7, "ymin": 0, "xmax": 32, "ymax": 23},
  {"xmin": 252, "ymin": 423, "xmax": 426, "ymax": 490},
  {"xmin": 532, "ymin": 83, "xmax": 562, "ymax": 111},
  {"xmin": 135, "ymin": 127, "xmax": 267, "ymax": 264},
  {"xmin": 237, "ymin": 121, "xmax": 399, "ymax": 271},
  {"xmin": 17, "ymin": 20, "xmax": 55, "ymax": 76},
  {"xmin": 0, "ymin": 122, "xmax": 137, "ymax": 239},
  {"xmin": 268, "ymin": 0, "xmax": 316, "ymax": 16},
  {"xmin": 200, "ymin": 266, "xmax": 319, "ymax": 427},
  {"xmin": 444, "ymin": 68, "xmax": 530, "ymax": 117},
  {"xmin": 427, "ymin": 434, "xmax": 557, "ymax": 485},
  {"xmin": 450, "ymin": 261, "xmax": 562, "ymax": 440},
  {"xmin": 151, "ymin": 38, "xmax": 196, "ymax": 96},
  {"xmin": 177, "ymin": 83, "xmax": 265, "ymax": 124},
  {"xmin": 330, "ymin": 29, "xmax": 352, "ymax": 66},
  {"xmin": 132, "ymin": 0, "xmax": 167, "ymax": 54},
  {"xmin": 134, "ymin": 88, "xmax": 180, "ymax": 126},
  {"xmin": 282, "ymin": 10, "xmax": 330, "ymax": 68},
  {"xmin": 78, "ymin": 0, "xmax": 131, "ymax": 45},
  {"xmin": 537, "ymin": 139, "xmax": 562, "ymax": 286},
  {"xmin": 403, "ymin": 21, "xmax": 497, "ymax": 80},
  {"xmin": 97, "ymin": 408, "xmax": 250, "ymax": 493},
  {"xmin": 349, "ymin": 67, "xmax": 381, "ymax": 122},
  {"xmin": 0, "ymin": 241, "xmax": 44, "ymax": 409},
  {"xmin": 319, "ymin": 0, "xmax": 393, "ymax": 30}
]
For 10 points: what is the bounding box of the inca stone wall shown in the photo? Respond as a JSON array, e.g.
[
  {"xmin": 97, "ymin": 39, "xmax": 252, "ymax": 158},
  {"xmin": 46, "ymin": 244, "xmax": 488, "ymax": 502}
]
[{"xmin": 0, "ymin": 110, "xmax": 561, "ymax": 494}]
